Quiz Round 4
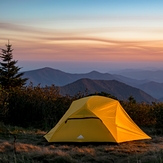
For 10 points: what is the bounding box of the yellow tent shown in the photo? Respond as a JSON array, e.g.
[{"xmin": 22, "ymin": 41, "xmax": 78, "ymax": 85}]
[{"xmin": 44, "ymin": 95, "xmax": 151, "ymax": 143}]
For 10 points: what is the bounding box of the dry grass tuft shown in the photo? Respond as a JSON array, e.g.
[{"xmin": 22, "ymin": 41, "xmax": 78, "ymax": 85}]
[
  {"xmin": 0, "ymin": 141, "xmax": 13, "ymax": 153},
  {"xmin": 15, "ymin": 142, "xmax": 42, "ymax": 152},
  {"xmin": 71, "ymin": 146, "xmax": 95, "ymax": 157}
]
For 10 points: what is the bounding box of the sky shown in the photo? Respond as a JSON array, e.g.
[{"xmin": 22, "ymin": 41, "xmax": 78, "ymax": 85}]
[{"xmin": 0, "ymin": 0, "xmax": 163, "ymax": 73}]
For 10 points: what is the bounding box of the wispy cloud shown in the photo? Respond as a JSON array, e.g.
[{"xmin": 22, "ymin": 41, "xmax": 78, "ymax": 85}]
[
  {"xmin": 1, "ymin": 22, "xmax": 163, "ymax": 63},
  {"xmin": 1, "ymin": 21, "xmax": 163, "ymax": 38}
]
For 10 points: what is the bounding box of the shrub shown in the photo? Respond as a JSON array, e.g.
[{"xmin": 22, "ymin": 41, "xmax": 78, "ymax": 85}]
[{"xmin": 122, "ymin": 102, "xmax": 155, "ymax": 127}]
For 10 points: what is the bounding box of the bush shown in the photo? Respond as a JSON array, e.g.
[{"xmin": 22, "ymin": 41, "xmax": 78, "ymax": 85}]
[
  {"xmin": 1, "ymin": 87, "xmax": 163, "ymax": 131},
  {"xmin": 2, "ymin": 84, "xmax": 73, "ymax": 130},
  {"xmin": 151, "ymin": 102, "xmax": 163, "ymax": 134},
  {"xmin": 122, "ymin": 102, "xmax": 155, "ymax": 127}
]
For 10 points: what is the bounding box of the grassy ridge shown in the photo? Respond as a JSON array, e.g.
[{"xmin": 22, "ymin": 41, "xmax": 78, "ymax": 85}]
[{"xmin": 0, "ymin": 124, "xmax": 163, "ymax": 163}]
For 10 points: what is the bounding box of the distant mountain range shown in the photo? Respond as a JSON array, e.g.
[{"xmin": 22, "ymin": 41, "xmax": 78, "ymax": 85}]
[
  {"xmin": 138, "ymin": 81, "xmax": 163, "ymax": 99},
  {"xmin": 112, "ymin": 69, "xmax": 163, "ymax": 83},
  {"xmin": 23, "ymin": 67, "xmax": 163, "ymax": 102},
  {"xmin": 23, "ymin": 67, "xmax": 119, "ymax": 86},
  {"xmin": 113, "ymin": 70, "xmax": 163, "ymax": 101},
  {"xmin": 59, "ymin": 78, "xmax": 156, "ymax": 103}
]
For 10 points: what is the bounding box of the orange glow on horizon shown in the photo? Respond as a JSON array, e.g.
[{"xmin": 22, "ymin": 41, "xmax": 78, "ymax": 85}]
[{"xmin": 10, "ymin": 38, "xmax": 163, "ymax": 63}]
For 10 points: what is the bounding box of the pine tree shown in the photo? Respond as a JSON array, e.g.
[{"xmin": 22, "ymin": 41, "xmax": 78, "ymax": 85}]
[{"xmin": 0, "ymin": 41, "xmax": 28, "ymax": 90}]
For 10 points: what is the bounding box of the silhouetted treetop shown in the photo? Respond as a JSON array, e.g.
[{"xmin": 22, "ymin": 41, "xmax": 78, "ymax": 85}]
[{"xmin": 0, "ymin": 41, "xmax": 28, "ymax": 89}]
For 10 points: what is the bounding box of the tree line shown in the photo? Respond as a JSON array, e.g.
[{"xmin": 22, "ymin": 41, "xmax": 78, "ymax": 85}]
[{"xmin": 0, "ymin": 42, "xmax": 163, "ymax": 133}]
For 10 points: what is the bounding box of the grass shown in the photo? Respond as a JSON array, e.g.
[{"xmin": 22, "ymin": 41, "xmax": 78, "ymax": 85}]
[{"xmin": 0, "ymin": 124, "xmax": 163, "ymax": 163}]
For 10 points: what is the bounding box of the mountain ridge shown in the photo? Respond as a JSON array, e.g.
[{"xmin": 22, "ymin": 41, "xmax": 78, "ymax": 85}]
[
  {"xmin": 59, "ymin": 78, "xmax": 157, "ymax": 103},
  {"xmin": 23, "ymin": 67, "xmax": 163, "ymax": 101}
]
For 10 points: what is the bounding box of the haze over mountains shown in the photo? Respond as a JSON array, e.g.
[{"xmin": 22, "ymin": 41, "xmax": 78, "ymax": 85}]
[
  {"xmin": 112, "ymin": 69, "xmax": 163, "ymax": 83},
  {"xmin": 23, "ymin": 67, "xmax": 163, "ymax": 102}
]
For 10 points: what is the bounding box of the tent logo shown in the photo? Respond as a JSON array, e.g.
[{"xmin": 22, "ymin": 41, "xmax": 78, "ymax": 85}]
[{"xmin": 77, "ymin": 135, "xmax": 84, "ymax": 139}]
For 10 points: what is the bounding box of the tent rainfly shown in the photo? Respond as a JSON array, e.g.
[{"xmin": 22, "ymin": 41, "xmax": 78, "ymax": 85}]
[{"xmin": 44, "ymin": 95, "xmax": 151, "ymax": 143}]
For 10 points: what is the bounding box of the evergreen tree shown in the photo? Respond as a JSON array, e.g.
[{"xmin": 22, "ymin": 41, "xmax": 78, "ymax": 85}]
[{"xmin": 0, "ymin": 41, "xmax": 28, "ymax": 90}]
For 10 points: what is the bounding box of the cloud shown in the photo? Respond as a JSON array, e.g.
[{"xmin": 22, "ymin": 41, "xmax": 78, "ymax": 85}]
[
  {"xmin": 1, "ymin": 22, "xmax": 163, "ymax": 51},
  {"xmin": 1, "ymin": 22, "xmax": 163, "ymax": 39},
  {"xmin": 0, "ymin": 23, "xmax": 37, "ymax": 33},
  {"xmin": 1, "ymin": 22, "xmax": 163, "ymax": 63}
]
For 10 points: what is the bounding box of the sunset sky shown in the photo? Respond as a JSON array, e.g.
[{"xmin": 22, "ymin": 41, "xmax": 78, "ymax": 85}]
[{"xmin": 0, "ymin": 0, "xmax": 163, "ymax": 72}]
